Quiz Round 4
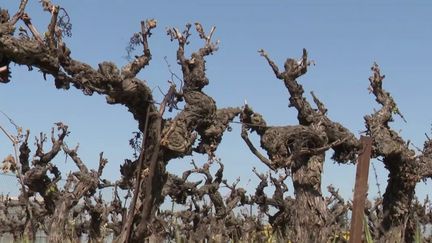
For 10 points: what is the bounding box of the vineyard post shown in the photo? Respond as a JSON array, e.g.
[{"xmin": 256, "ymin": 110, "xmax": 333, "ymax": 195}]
[{"xmin": 349, "ymin": 136, "xmax": 372, "ymax": 243}]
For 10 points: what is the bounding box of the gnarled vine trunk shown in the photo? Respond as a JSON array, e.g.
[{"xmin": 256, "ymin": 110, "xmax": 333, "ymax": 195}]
[
  {"xmin": 291, "ymin": 154, "xmax": 330, "ymax": 242},
  {"xmin": 241, "ymin": 49, "xmax": 360, "ymax": 241}
]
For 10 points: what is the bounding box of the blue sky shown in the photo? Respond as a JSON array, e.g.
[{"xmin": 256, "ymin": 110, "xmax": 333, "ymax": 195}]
[{"xmin": 1, "ymin": 0, "xmax": 432, "ymax": 201}]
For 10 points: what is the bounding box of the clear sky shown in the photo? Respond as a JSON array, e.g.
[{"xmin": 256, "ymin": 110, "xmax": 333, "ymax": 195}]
[{"xmin": 1, "ymin": 0, "xmax": 431, "ymax": 202}]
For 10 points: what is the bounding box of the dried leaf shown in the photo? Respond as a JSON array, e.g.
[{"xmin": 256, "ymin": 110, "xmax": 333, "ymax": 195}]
[
  {"xmin": 1, "ymin": 154, "xmax": 16, "ymax": 173},
  {"xmin": 146, "ymin": 19, "xmax": 157, "ymax": 29}
]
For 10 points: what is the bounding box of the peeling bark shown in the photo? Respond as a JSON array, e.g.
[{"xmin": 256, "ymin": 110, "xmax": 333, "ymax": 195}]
[
  {"xmin": 1, "ymin": 3, "xmax": 239, "ymax": 241},
  {"xmin": 2, "ymin": 2, "xmax": 432, "ymax": 242},
  {"xmin": 242, "ymin": 49, "xmax": 360, "ymax": 241},
  {"xmin": 364, "ymin": 63, "xmax": 428, "ymax": 242}
]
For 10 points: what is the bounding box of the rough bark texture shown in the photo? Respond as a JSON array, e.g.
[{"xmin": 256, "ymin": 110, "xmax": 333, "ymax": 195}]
[
  {"xmin": 47, "ymin": 145, "xmax": 105, "ymax": 242},
  {"xmin": 2, "ymin": 1, "xmax": 432, "ymax": 242},
  {"xmin": 241, "ymin": 49, "xmax": 360, "ymax": 242},
  {"xmin": 0, "ymin": 121, "xmax": 110, "ymax": 242},
  {"xmin": 1, "ymin": 3, "xmax": 239, "ymax": 242},
  {"xmin": 365, "ymin": 63, "xmax": 432, "ymax": 242}
]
